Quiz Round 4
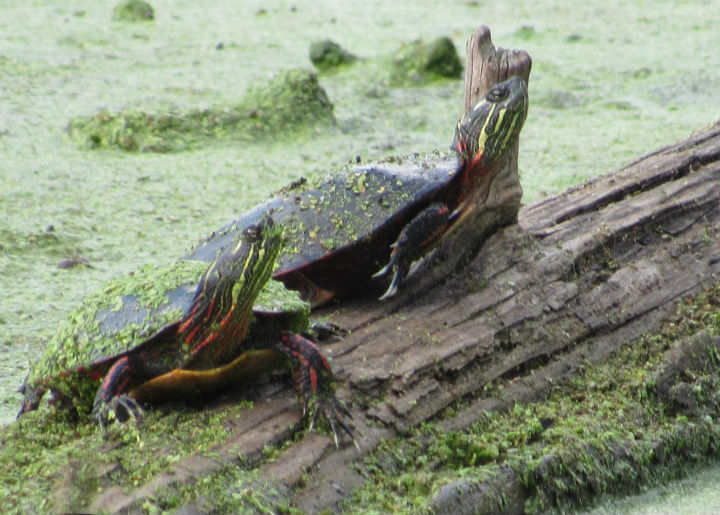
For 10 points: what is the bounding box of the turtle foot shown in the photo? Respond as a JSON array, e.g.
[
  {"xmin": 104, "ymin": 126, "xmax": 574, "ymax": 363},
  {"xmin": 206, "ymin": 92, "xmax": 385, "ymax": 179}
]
[
  {"xmin": 306, "ymin": 319, "xmax": 348, "ymax": 341},
  {"xmin": 274, "ymin": 330, "xmax": 357, "ymax": 448},
  {"xmin": 373, "ymin": 202, "xmax": 451, "ymax": 301},
  {"xmin": 306, "ymin": 393, "xmax": 357, "ymax": 450},
  {"xmin": 93, "ymin": 394, "xmax": 144, "ymax": 426}
]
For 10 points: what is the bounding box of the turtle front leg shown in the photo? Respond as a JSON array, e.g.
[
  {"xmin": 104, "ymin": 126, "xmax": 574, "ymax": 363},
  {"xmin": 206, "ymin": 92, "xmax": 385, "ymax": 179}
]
[
  {"xmin": 373, "ymin": 202, "xmax": 452, "ymax": 300},
  {"xmin": 92, "ymin": 355, "xmax": 151, "ymax": 425},
  {"xmin": 273, "ymin": 331, "xmax": 354, "ymax": 448}
]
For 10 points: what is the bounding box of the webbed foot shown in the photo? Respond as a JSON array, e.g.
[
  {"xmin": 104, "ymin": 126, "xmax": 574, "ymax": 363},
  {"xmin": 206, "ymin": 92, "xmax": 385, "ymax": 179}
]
[{"xmin": 373, "ymin": 202, "xmax": 451, "ymax": 300}]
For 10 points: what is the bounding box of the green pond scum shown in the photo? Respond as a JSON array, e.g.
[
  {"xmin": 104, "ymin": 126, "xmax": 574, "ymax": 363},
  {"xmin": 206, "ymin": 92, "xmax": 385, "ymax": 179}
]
[{"xmin": 68, "ymin": 69, "xmax": 335, "ymax": 152}]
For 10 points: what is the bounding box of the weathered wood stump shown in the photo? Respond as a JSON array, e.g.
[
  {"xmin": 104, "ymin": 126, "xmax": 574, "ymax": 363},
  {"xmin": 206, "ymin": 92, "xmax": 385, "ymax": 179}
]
[{"xmin": 87, "ymin": 28, "xmax": 720, "ymax": 514}]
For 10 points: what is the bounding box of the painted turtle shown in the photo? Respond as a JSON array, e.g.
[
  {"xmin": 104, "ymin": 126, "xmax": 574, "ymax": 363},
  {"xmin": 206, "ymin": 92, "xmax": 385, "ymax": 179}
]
[
  {"xmin": 18, "ymin": 219, "xmax": 351, "ymax": 443},
  {"xmin": 189, "ymin": 76, "xmax": 529, "ymax": 303}
]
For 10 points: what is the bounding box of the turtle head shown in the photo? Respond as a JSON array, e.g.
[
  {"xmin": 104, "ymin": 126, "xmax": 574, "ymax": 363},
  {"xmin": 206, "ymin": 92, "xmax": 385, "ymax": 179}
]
[
  {"xmin": 452, "ymin": 75, "xmax": 528, "ymax": 172},
  {"xmin": 197, "ymin": 217, "xmax": 283, "ymax": 313}
]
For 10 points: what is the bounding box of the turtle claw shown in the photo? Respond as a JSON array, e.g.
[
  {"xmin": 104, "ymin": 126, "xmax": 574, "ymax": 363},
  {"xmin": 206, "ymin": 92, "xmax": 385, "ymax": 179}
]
[
  {"xmin": 307, "ymin": 394, "xmax": 355, "ymax": 449},
  {"xmin": 372, "ymin": 259, "xmax": 394, "ymax": 280},
  {"xmin": 377, "ymin": 269, "xmax": 402, "ymax": 301},
  {"xmin": 93, "ymin": 394, "xmax": 144, "ymax": 427},
  {"xmin": 373, "ymin": 256, "xmax": 405, "ymax": 301}
]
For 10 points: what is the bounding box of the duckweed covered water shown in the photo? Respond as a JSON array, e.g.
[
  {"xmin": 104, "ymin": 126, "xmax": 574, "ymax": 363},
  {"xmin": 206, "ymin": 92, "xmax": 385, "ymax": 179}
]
[{"xmin": 1, "ymin": 0, "xmax": 718, "ymax": 511}]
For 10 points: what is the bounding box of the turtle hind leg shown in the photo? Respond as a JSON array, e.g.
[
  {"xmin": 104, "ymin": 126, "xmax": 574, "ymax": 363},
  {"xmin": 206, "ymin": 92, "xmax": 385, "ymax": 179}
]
[
  {"xmin": 18, "ymin": 379, "xmax": 81, "ymax": 420},
  {"xmin": 273, "ymin": 331, "xmax": 354, "ymax": 448},
  {"xmin": 17, "ymin": 384, "xmax": 46, "ymax": 418},
  {"xmin": 373, "ymin": 202, "xmax": 451, "ymax": 300}
]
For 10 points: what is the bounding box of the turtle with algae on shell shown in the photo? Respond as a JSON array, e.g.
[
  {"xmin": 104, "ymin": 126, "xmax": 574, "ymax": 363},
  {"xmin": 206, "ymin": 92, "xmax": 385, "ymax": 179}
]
[{"xmin": 19, "ymin": 218, "xmax": 352, "ymax": 444}]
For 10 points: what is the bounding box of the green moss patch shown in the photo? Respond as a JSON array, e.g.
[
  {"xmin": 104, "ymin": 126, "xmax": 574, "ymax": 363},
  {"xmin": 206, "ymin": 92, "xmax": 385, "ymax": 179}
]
[
  {"xmin": 344, "ymin": 285, "xmax": 720, "ymax": 514},
  {"xmin": 112, "ymin": 0, "xmax": 154, "ymax": 22},
  {"xmin": 309, "ymin": 40, "xmax": 358, "ymax": 70},
  {"xmin": 0, "ymin": 400, "xmax": 266, "ymax": 514},
  {"xmin": 68, "ymin": 69, "xmax": 335, "ymax": 152},
  {"xmin": 143, "ymin": 465, "xmax": 297, "ymax": 515},
  {"xmin": 389, "ymin": 37, "xmax": 463, "ymax": 86}
]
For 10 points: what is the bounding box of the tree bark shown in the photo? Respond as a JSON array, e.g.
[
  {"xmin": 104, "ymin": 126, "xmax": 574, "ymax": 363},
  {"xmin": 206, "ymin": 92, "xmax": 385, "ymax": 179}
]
[
  {"xmin": 463, "ymin": 25, "xmax": 532, "ymax": 110},
  {"xmin": 88, "ymin": 29, "xmax": 720, "ymax": 514}
]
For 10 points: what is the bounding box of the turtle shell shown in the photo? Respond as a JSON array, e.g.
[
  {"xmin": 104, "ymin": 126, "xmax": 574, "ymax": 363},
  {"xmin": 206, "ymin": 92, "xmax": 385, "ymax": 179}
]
[
  {"xmin": 24, "ymin": 257, "xmax": 309, "ymax": 410},
  {"xmin": 189, "ymin": 152, "xmax": 460, "ymax": 297}
]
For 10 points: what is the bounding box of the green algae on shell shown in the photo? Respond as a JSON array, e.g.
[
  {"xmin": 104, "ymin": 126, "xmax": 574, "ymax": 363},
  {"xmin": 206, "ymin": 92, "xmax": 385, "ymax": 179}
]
[
  {"xmin": 25, "ymin": 259, "xmax": 209, "ymax": 413},
  {"xmin": 68, "ymin": 69, "xmax": 335, "ymax": 152}
]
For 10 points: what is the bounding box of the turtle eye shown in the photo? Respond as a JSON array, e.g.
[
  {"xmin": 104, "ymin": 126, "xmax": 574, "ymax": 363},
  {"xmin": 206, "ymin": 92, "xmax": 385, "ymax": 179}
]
[
  {"xmin": 244, "ymin": 225, "xmax": 261, "ymax": 240},
  {"xmin": 487, "ymin": 85, "xmax": 509, "ymax": 103}
]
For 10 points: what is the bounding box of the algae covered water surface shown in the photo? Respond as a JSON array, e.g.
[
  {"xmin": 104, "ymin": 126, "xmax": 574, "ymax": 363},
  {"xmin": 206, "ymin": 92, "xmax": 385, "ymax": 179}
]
[{"xmin": 1, "ymin": 0, "xmax": 717, "ymax": 449}]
